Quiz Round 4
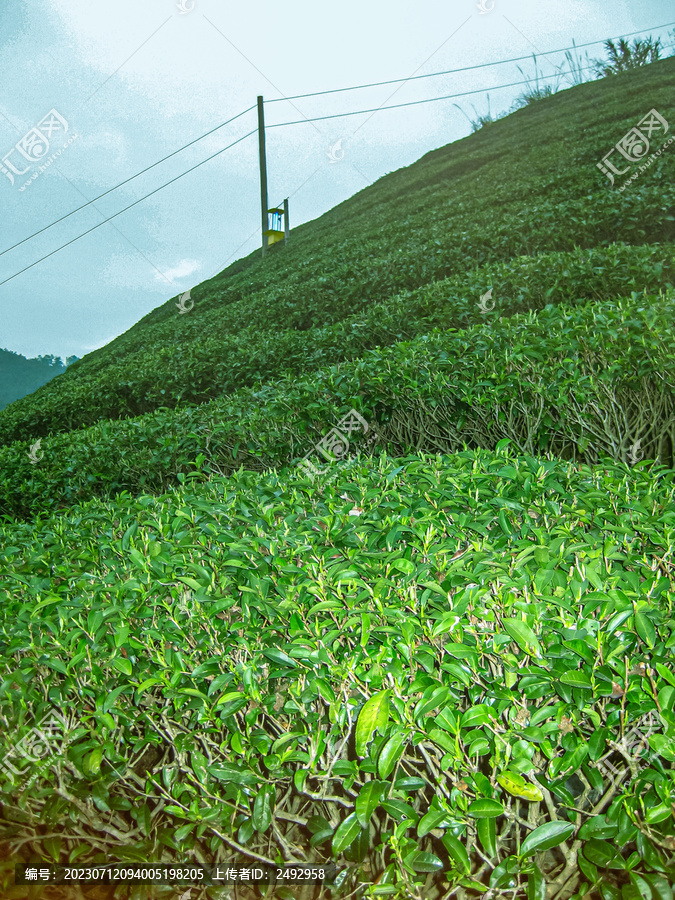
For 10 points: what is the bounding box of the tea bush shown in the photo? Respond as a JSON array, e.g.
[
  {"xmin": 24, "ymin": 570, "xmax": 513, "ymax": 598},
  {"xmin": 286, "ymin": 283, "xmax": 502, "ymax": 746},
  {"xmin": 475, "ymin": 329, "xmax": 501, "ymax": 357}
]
[
  {"xmin": 1, "ymin": 289, "xmax": 673, "ymax": 521},
  {"xmin": 1, "ymin": 56, "xmax": 674, "ymax": 900},
  {"xmin": 1, "ymin": 447, "xmax": 674, "ymax": 898}
]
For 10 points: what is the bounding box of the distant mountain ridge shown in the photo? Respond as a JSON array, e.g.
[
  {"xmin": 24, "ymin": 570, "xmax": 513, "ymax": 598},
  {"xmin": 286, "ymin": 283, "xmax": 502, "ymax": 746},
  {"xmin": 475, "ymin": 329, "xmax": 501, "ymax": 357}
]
[{"xmin": 0, "ymin": 348, "xmax": 77, "ymax": 412}]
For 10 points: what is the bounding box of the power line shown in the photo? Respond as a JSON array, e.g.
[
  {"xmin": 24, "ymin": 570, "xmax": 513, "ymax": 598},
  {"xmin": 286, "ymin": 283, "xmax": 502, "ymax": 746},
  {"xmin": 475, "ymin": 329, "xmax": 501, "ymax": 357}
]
[
  {"xmin": 4, "ymin": 21, "xmax": 671, "ymax": 263},
  {"xmin": 0, "ymin": 130, "xmax": 257, "ymax": 288},
  {"xmin": 265, "ymin": 21, "xmax": 675, "ymax": 103},
  {"xmin": 1, "ymin": 20, "xmax": 672, "ymax": 287},
  {"xmin": 0, "ymin": 105, "xmax": 256, "ymax": 259},
  {"xmin": 266, "ymin": 65, "xmax": 598, "ymax": 128},
  {"xmin": 3, "ymin": 20, "xmax": 672, "ymax": 265},
  {"xmin": 0, "ymin": 65, "xmax": 594, "ymax": 287}
]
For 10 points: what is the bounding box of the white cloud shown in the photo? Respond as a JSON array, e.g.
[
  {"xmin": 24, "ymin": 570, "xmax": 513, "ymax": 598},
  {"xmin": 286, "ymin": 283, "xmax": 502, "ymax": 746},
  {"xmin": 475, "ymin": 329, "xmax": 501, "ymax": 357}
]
[{"xmin": 156, "ymin": 258, "xmax": 201, "ymax": 282}]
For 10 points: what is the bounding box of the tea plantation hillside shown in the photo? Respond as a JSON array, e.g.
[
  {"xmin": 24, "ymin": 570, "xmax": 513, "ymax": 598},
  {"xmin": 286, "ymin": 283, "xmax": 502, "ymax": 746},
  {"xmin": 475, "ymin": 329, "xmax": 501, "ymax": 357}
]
[
  {"xmin": 0, "ymin": 57, "xmax": 673, "ymax": 446},
  {"xmin": 0, "ymin": 56, "xmax": 675, "ymax": 900}
]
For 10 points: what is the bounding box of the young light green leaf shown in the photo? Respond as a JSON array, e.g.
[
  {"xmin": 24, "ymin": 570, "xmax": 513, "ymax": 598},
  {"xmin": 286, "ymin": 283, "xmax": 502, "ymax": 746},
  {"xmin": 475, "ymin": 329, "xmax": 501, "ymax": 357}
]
[
  {"xmin": 355, "ymin": 691, "xmax": 390, "ymax": 757},
  {"xmin": 497, "ymin": 772, "xmax": 543, "ymax": 802}
]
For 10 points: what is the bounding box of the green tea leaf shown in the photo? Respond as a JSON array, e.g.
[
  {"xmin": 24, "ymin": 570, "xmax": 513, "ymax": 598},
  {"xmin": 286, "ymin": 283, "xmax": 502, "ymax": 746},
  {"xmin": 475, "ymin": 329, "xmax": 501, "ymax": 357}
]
[
  {"xmin": 477, "ymin": 817, "xmax": 496, "ymax": 856},
  {"xmin": 468, "ymin": 798, "xmax": 504, "ymax": 818},
  {"xmin": 332, "ymin": 813, "xmax": 361, "ymax": 855},
  {"xmin": 378, "ymin": 730, "xmax": 406, "ymax": 779},
  {"xmin": 355, "ymin": 691, "xmax": 390, "ymax": 757},
  {"xmin": 520, "ymin": 821, "xmax": 574, "ymax": 856},
  {"xmin": 503, "ymin": 618, "xmax": 541, "ymax": 656},
  {"xmin": 635, "ymin": 610, "xmax": 656, "ymax": 648},
  {"xmin": 253, "ymin": 785, "xmax": 274, "ymax": 833},
  {"xmin": 560, "ymin": 670, "xmax": 592, "ymax": 689},
  {"xmin": 441, "ymin": 834, "xmax": 470, "ymax": 874},
  {"xmin": 408, "ymin": 851, "xmax": 444, "ymax": 873},
  {"xmin": 497, "ymin": 771, "xmax": 543, "ymax": 801},
  {"xmin": 355, "ymin": 781, "xmax": 385, "ymax": 829}
]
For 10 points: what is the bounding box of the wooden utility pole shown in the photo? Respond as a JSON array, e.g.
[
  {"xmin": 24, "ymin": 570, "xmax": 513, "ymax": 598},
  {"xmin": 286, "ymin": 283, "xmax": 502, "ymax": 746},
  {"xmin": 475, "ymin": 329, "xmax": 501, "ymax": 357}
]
[
  {"xmin": 284, "ymin": 197, "xmax": 289, "ymax": 243},
  {"xmin": 257, "ymin": 95, "xmax": 268, "ymax": 258}
]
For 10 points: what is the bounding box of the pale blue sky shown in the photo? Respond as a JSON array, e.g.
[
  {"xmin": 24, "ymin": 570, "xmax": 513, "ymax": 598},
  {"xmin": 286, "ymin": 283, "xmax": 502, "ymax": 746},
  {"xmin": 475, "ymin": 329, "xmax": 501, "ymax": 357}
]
[{"xmin": 0, "ymin": 0, "xmax": 672, "ymax": 360}]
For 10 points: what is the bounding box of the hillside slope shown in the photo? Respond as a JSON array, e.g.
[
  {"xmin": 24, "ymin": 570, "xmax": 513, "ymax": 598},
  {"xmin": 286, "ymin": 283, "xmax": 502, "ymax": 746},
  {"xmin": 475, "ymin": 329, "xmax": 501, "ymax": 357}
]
[
  {"xmin": 0, "ymin": 57, "xmax": 673, "ymax": 445},
  {"xmin": 1, "ymin": 58, "xmax": 675, "ymax": 900}
]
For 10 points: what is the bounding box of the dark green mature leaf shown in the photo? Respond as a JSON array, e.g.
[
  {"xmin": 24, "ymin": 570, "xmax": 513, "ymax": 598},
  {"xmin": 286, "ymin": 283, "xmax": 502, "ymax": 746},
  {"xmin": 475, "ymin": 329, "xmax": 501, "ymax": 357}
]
[
  {"xmin": 253, "ymin": 785, "xmax": 275, "ymax": 833},
  {"xmin": 579, "ymin": 816, "xmax": 618, "ymax": 841},
  {"xmin": 560, "ymin": 671, "xmax": 592, "ymax": 689},
  {"xmin": 634, "ymin": 610, "xmax": 656, "ymax": 648},
  {"xmin": 441, "ymin": 833, "xmax": 470, "ymax": 874},
  {"xmin": 644, "ymin": 874, "xmax": 673, "ymax": 900},
  {"xmin": 262, "ymin": 648, "xmax": 297, "ymax": 668},
  {"xmin": 468, "ymin": 799, "xmax": 504, "ymax": 818},
  {"xmin": 477, "ymin": 817, "xmax": 496, "ymax": 857},
  {"xmin": 355, "ymin": 781, "xmax": 386, "ymax": 828},
  {"xmin": 527, "ymin": 866, "xmax": 546, "ymax": 900},
  {"xmin": 503, "ymin": 618, "xmax": 541, "ymax": 656},
  {"xmin": 418, "ymin": 807, "xmax": 454, "ymax": 838},
  {"xmin": 332, "ymin": 814, "xmax": 361, "ymax": 855},
  {"xmin": 408, "ymin": 851, "xmax": 444, "ymax": 873},
  {"xmin": 582, "ymin": 839, "xmax": 625, "ymax": 869},
  {"xmin": 520, "ymin": 821, "xmax": 574, "ymax": 856}
]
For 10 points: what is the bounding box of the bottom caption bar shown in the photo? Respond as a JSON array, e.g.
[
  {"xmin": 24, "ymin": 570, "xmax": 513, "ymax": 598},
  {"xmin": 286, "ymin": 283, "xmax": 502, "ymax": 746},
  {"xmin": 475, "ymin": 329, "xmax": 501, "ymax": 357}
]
[{"xmin": 16, "ymin": 864, "xmax": 338, "ymax": 885}]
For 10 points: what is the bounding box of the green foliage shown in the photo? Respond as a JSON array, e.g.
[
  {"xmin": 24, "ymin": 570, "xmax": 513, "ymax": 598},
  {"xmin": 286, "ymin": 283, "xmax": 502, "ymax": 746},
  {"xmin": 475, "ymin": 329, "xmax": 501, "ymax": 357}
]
[
  {"xmin": 2, "ymin": 241, "xmax": 674, "ymax": 452},
  {"xmin": 593, "ymin": 37, "xmax": 663, "ymax": 77},
  {"xmin": 0, "ymin": 57, "xmax": 673, "ymax": 446},
  {"xmin": 1, "ymin": 287, "xmax": 674, "ymax": 519},
  {"xmin": 0, "ymin": 348, "xmax": 76, "ymax": 412},
  {"xmin": 0, "ymin": 56, "xmax": 675, "ymax": 899},
  {"xmin": 1, "ymin": 449, "xmax": 674, "ymax": 896}
]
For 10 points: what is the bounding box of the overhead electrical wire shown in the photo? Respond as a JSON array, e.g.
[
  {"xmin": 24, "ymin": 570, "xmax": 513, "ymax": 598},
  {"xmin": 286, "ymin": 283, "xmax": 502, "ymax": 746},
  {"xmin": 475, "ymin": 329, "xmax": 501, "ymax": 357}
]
[
  {"xmin": 1, "ymin": 66, "xmax": 597, "ymax": 278},
  {"xmin": 266, "ymin": 65, "xmax": 598, "ymax": 129},
  {"xmin": 0, "ymin": 105, "xmax": 256, "ymax": 259},
  {"xmin": 0, "ymin": 62, "xmax": 638, "ymax": 287},
  {"xmin": 0, "ymin": 20, "xmax": 672, "ymax": 286},
  {"xmin": 265, "ymin": 20, "xmax": 675, "ymax": 103},
  {"xmin": 0, "ymin": 131, "xmax": 256, "ymax": 288},
  {"xmin": 3, "ymin": 20, "xmax": 672, "ymax": 261}
]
